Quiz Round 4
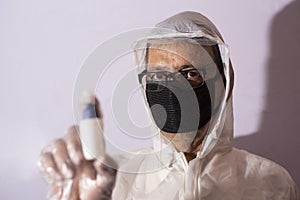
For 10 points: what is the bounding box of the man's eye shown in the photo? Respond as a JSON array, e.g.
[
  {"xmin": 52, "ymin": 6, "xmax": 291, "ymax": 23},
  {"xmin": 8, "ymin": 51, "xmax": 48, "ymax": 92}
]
[
  {"xmin": 148, "ymin": 73, "xmax": 165, "ymax": 81},
  {"xmin": 154, "ymin": 73, "xmax": 164, "ymax": 79},
  {"xmin": 187, "ymin": 70, "xmax": 200, "ymax": 78}
]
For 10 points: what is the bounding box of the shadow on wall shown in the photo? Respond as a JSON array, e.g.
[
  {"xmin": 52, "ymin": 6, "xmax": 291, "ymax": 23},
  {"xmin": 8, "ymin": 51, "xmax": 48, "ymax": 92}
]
[{"xmin": 234, "ymin": 0, "xmax": 300, "ymax": 186}]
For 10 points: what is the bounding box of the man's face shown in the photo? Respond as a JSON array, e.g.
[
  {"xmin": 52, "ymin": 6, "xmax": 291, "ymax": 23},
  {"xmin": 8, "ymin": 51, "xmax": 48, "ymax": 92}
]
[{"xmin": 145, "ymin": 39, "xmax": 224, "ymax": 152}]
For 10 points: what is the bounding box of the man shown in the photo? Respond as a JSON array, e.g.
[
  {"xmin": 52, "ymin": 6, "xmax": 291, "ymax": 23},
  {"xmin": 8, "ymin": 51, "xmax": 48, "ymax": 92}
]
[{"xmin": 39, "ymin": 11, "xmax": 299, "ymax": 199}]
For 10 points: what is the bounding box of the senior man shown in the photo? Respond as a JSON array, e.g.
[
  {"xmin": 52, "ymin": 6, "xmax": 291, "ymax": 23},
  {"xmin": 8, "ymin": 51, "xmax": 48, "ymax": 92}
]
[{"xmin": 39, "ymin": 11, "xmax": 299, "ymax": 199}]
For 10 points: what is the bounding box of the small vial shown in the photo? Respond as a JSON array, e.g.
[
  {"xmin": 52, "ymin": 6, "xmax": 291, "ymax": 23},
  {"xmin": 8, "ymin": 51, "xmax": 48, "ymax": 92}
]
[{"xmin": 79, "ymin": 92, "xmax": 105, "ymax": 160}]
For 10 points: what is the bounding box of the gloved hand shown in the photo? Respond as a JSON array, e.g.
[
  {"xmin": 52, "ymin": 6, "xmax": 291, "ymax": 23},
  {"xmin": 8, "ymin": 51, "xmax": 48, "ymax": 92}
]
[{"xmin": 38, "ymin": 125, "xmax": 117, "ymax": 200}]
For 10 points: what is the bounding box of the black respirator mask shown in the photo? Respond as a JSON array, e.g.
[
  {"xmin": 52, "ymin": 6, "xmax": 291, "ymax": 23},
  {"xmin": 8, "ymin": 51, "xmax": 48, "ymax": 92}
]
[{"xmin": 145, "ymin": 80, "xmax": 213, "ymax": 133}]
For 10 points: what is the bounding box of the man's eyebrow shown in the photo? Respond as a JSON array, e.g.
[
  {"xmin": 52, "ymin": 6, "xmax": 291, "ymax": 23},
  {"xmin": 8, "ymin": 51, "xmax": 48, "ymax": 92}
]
[
  {"xmin": 150, "ymin": 64, "xmax": 195, "ymax": 71},
  {"xmin": 178, "ymin": 64, "xmax": 195, "ymax": 71},
  {"xmin": 150, "ymin": 65, "xmax": 169, "ymax": 71}
]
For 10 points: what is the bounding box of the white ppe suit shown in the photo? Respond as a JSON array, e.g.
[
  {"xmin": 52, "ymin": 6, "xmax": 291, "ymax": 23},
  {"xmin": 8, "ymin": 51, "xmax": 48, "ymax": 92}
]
[{"xmin": 111, "ymin": 11, "xmax": 299, "ymax": 200}]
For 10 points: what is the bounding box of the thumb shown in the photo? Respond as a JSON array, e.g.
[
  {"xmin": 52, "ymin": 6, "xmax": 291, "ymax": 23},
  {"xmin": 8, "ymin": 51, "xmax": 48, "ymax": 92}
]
[{"xmin": 94, "ymin": 155, "xmax": 118, "ymax": 187}]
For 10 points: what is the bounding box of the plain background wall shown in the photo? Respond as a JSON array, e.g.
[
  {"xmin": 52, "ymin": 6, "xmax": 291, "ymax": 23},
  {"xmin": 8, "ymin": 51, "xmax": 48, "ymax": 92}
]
[{"xmin": 0, "ymin": 0, "xmax": 299, "ymax": 198}]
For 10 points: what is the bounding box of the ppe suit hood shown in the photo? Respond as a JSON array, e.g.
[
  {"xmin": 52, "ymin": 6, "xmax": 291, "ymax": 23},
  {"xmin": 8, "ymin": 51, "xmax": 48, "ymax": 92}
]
[
  {"xmin": 135, "ymin": 11, "xmax": 235, "ymax": 161},
  {"xmin": 156, "ymin": 11, "xmax": 224, "ymax": 40}
]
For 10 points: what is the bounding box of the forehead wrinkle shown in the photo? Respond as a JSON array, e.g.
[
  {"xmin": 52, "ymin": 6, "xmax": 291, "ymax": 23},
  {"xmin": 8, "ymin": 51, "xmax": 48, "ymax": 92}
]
[
  {"xmin": 147, "ymin": 48, "xmax": 191, "ymax": 72},
  {"xmin": 147, "ymin": 41, "xmax": 216, "ymax": 72}
]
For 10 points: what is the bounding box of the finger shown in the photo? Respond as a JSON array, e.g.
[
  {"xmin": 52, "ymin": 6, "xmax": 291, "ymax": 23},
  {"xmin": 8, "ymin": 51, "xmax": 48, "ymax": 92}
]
[
  {"xmin": 78, "ymin": 161, "xmax": 98, "ymax": 199},
  {"xmin": 60, "ymin": 180, "xmax": 75, "ymax": 200},
  {"xmin": 46, "ymin": 184, "xmax": 63, "ymax": 200},
  {"xmin": 68, "ymin": 179, "xmax": 79, "ymax": 200},
  {"xmin": 94, "ymin": 156, "xmax": 117, "ymax": 187},
  {"xmin": 38, "ymin": 152, "xmax": 62, "ymax": 184},
  {"xmin": 52, "ymin": 138, "xmax": 74, "ymax": 179},
  {"xmin": 64, "ymin": 125, "xmax": 84, "ymax": 165},
  {"xmin": 81, "ymin": 160, "xmax": 97, "ymax": 180}
]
